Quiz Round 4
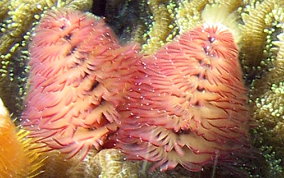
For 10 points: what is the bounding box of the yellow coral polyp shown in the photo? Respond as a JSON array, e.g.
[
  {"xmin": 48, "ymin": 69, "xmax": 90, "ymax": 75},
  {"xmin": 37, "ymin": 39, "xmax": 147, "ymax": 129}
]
[
  {"xmin": 142, "ymin": 0, "xmax": 174, "ymax": 54},
  {"xmin": 240, "ymin": 0, "xmax": 278, "ymax": 74},
  {"xmin": 175, "ymin": 0, "xmax": 208, "ymax": 32}
]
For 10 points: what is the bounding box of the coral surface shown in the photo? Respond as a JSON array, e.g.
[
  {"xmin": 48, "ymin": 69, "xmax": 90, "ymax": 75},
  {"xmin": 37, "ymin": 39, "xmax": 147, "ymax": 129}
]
[{"xmin": 38, "ymin": 149, "xmax": 140, "ymax": 178}]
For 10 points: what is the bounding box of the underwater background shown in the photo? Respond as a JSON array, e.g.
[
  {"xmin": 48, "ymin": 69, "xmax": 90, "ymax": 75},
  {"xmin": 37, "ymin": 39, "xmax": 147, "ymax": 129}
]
[{"xmin": 0, "ymin": 0, "xmax": 284, "ymax": 177}]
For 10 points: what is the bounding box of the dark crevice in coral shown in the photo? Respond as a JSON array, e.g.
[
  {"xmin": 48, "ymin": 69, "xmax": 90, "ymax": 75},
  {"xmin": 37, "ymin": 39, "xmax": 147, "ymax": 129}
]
[
  {"xmin": 92, "ymin": 0, "xmax": 107, "ymax": 16},
  {"xmin": 102, "ymin": 0, "xmax": 151, "ymax": 43}
]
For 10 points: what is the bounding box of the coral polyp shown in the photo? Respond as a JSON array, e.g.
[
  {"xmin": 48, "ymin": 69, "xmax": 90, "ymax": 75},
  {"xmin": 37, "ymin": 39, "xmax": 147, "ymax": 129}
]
[{"xmin": 22, "ymin": 9, "xmax": 140, "ymax": 158}]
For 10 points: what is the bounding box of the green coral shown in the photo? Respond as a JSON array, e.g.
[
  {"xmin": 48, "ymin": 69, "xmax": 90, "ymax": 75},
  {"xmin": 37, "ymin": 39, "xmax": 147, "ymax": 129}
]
[
  {"xmin": 38, "ymin": 149, "xmax": 140, "ymax": 178},
  {"xmin": 248, "ymin": 4, "xmax": 284, "ymax": 174},
  {"xmin": 140, "ymin": 0, "xmax": 176, "ymax": 54},
  {"xmin": 91, "ymin": 149, "xmax": 140, "ymax": 178}
]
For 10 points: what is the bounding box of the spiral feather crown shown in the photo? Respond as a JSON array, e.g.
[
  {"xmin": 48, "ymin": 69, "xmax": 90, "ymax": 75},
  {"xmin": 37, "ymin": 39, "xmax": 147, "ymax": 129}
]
[
  {"xmin": 117, "ymin": 21, "xmax": 250, "ymax": 171},
  {"xmin": 22, "ymin": 9, "xmax": 140, "ymax": 158}
]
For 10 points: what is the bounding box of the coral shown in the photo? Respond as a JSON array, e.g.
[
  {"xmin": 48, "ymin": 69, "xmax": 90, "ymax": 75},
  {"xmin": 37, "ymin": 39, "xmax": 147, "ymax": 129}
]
[
  {"xmin": 0, "ymin": 0, "xmax": 9, "ymax": 20},
  {"xmin": 0, "ymin": 98, "xmax": 44, "ymax": 177},
  {"xmin": 117, "ymin": 5, "xmax": 250, "ymax": 172},
  {"xmin": 141, "ymin": 0, "xmax": 175, "ymax": 54},
  {"xmin": 249, "ymin": 7, "xmax": 284, "ymax": 174},
  {"xmin": 213, "ymin": 0, "xmax": 243, "ymax": 13},
  {"xmin": 0, "ymin": 0, "xmax": 93, "ymax": 117},
  {"xmin": 38, "ymin": 150, "xmax": 87, "ymax": 178},
  {"xmin": 175, "ymin": 0, "xmax": 209, "ymax": 33},
  {"xmin": 22, "ymin": 8, "xmax": 140, "ymax": 158},
  {"xmin": 128, "ymin": 0, "xmax": 243, "ymax": 54},
  {"xmin": 83, "ymin": 149, "xmax": 139, "ymax": 178},
  {"xmin": 39, "ymin": 149, "xmax": 140, "ymax": 178},
  {"xmin": 239, "ymin": 0, "xmax": 279, "ymax": 80},
  {"xmin": 239, "ymin": 0, "xmax": 284, "ymax": 176}
]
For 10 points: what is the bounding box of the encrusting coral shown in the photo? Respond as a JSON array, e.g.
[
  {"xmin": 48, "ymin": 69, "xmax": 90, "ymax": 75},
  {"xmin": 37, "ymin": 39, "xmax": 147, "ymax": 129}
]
[
  {"xmin": 239, "ymin": 0, "xmax": 280, "ymax": 80},
  {"xmin": 0, "ymin": 0, "xmax": 9, "ymax": 20},
  {"xmin": 175, "ymin": 0, "xmax": 209, "ymax": 34},
  {"xmin": 248, "ymin": 6, "xmax": 284, "ymax": 176},
  {"xmin": 133, "ymin": 0, "xmax": 244, "ymax": 55},
  {"xmin": 38, "ymin": 149, "xmax": 140, "ymax": 178},
  {"xmin": 0, "ymin": 98, "xmax": 44, "ymax": 177},
  {"xmin": 79, "ymin": 149, "xmax": 139, "ymax": 178},
  {"xmin": 141, "ymin": 0, "xmax": 175, "ymax": 54}
]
